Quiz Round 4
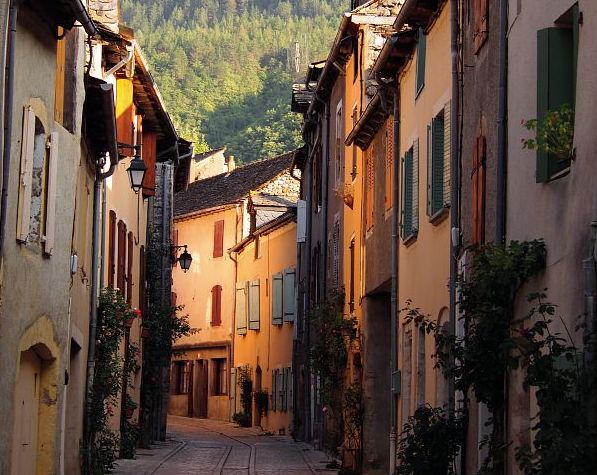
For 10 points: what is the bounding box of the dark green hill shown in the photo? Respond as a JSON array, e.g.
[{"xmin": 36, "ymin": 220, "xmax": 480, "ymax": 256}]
[{"xmin": 121, "ymin": 0, "xmax": 346, "ymax": 162}]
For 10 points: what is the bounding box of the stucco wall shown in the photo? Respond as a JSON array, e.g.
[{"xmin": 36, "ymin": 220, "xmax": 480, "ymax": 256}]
[
  {"xmin": 396, "ymin": 2, "xmax": 451, "ymax": 427},
  {"xmin": 0, "ymin": 9, "xmax": 86, "ymax": 474},
  {"xmin": 233, "ymin": 222, "xmax": 296, "ymax": 434}
]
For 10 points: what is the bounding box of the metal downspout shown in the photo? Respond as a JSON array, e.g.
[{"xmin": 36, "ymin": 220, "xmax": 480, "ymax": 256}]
[
  {"xmin": 0, "ymin": 0, "xmax": 20, "ymax": 255},
  {"xmin": 304, "ymin": 144, "xmax": 313, "ymax": 442},
  {"xmin": 496, "ymin": 0, "xmax": 508, "ymax": 245},
  {"xmin": 389, "ymin": 86, "xmax": 400, "ymax": 475},
  {"xmin": 448, "ymin": 0, "xmax": 461, "ymax": 419}
]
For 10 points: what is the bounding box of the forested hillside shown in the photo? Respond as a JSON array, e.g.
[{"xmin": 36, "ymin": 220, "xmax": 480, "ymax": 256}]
[{"xmin": 121, "ymin": 0, "xmax": 346, "ymax": 162}]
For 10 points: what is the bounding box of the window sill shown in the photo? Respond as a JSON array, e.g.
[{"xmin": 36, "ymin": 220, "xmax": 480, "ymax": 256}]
[
  {"xmin": 428, "ymin": 206, "xmax": 449, "ymax": 225},
  {"xmin": 402, "ymin": 230, "xmax": 418, "ymax": 247}
]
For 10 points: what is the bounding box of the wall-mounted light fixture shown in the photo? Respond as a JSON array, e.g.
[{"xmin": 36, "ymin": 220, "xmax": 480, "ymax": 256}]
[
  {"xmin": 118, "ymin": 142, "xmax": 147, "ymax": 193},
  {"xmin": 172, "ymin": 244, "xmax": 193, "ymax": 272}
]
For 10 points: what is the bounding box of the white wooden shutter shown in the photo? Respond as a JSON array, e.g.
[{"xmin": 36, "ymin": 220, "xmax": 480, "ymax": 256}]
[
  {"xmin": 248, "ymin": 279, "xmax": 260, "ymax": 330},
  {"xmin": 43, "ymin": 131, "xmax": 59, "ymax": 255},
  {"xmin": 17, "ymin": 106, "xmax": 36, "ymax": 242},
  {"xmin": 272, "ymin": 273, "xmax": 283, "ymax": 325},
  {"xmin": 297, "ymin": 199, "xmax": 306, "ymax": 243},
  {"xmin": 235, "ymin": 282, "xmax": 248, "ymax": 335},
  {"xmin": 283, "ymin": 267, "xmax": 296, "ymax": 322},
  {"xmin": 229, "ymin": 367, "xmax": 237, "ymax": 420}
]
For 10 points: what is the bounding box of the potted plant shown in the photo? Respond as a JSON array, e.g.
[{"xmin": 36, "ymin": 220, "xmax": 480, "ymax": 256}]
[{"xmin": 522, "ymin": 103, "xmax": 575, "ymax": 161}]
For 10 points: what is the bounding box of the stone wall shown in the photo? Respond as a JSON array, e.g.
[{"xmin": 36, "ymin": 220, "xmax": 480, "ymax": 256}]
[{"xmin": 88, "ymin": 0, "xmax": 119, "ymax": 33}]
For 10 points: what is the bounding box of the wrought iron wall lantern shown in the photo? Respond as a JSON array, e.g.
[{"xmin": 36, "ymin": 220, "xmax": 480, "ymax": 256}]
[
  {"xmin": 172, "ymin": 244, "xmax": 193, "ymax": 272},
  {"xmin": 117, "ymin": 143, "xmax": 147, "ymax": 193}
]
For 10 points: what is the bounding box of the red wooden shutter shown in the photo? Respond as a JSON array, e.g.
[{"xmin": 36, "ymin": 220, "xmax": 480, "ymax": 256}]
[
  {"xmin": 474, "ymin": 0, "xmax": 489, "ymax": 54},
  {"xmin": 471, "ymin": 136, "xmax": 486, "ymax": 244},
  {"xmin": 108, "ymin": 210, "xmax": 116, "ymax": 288},
  {"xmin": 117, "ymin": 220, "xmax": 126, "ymax": 295},
  {"xmin": 171, "ymin": 228, "xmax": 179, "ymax": 266},
  {"xmin": 139, "ymin": 245, "xmax": 145, "ymax": 315},
  {"xmin": 142, "ymin": 131, "xmax": 157, "ymax": 198},
  {"xmin": 127, "ymin": 231, "xmax": 133, "ymax": 304},
  {"xmin": 211, "ymin": 285, "xmax": 222, "ymax": 326},
  {"xmin": 213, "ymin": 220, "xmax": 224, "ymax": 258}
]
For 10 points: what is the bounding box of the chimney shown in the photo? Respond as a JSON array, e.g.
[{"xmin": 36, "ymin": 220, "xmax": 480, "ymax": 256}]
[
  {"xmin": 88, "ymin": 0, "xmax": 120, "ymax": 33},
  {"xmin": 227, "ymin": 155, "xmax": 236, "ymax": 173}
]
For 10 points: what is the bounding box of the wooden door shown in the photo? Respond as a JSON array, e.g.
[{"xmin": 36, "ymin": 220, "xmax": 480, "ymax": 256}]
[
  {"xmin": 196, "ymin": 360, "xmax": 208, "ymax": 418},
  {"xmin": 12, "ymin": 350, "xmax": 41, "ymax": 475}
]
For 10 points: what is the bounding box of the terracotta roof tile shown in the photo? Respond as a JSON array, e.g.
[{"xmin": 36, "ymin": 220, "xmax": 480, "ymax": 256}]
[{"xmin": 174, "ymin": 152, "xmax": 294, "ymax": 217}]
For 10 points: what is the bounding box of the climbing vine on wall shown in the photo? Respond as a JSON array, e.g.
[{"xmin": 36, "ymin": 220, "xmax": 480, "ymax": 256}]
[{"xmin": 233, "ymin": 364, "xmax": 253, "ymax": 427}]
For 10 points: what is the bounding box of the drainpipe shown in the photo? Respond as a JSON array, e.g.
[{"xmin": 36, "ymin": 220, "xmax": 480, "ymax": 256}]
[
  {"xmin": 448, "ymin": 0, "xmax": 461, "ymax": 420},
  {"xmin": 496, "ymin": 0, "xmax": 508, "ymax": 245},
  {"xmin": 0, "ymin": 0, "xmax": 22, "ymax": 255},
  {"xmin": 304, "ymin": 139, "xmax": 313, "ymax": 442},
  {"xmin": 389, "ymin": 85, "xmax": 400, "ymax": 475}
]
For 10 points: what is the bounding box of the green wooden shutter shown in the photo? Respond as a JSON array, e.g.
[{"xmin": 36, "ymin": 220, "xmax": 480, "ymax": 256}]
[
  {"xmin": 402, "ymin": 150, "xmax": 414, "ymax": 238},
  {"xmin": 536, "ymin": 27, "xmax": 574, "ymax": 182},
  {"xmin": 413, "ymin": 139, "xmax": 419, "ymax": 232},
  {"xmin": 248, "ymin": 279, "xmax": 260, "ymax": 330},
  {"xmin": 235, "ymin": 282, "xmax": 247, "ymax": 335},
  {"xmin": 271, "ymin": 369, "xmax": 277, "ymax": 411},
  {"xmin": 283, "ymin": 267, "xmax": 296, "ymax": 322},
  {"xmin": 416, "ymin": 28, "xmax": 426, "ymax": 96},
  {"xmin": 443, "ymin": 101, "xmax": 451, "ymax": 206},
  {"xmin": 431, "ymin": 114, "xmax": 445, "ymax": 215},
  {"xmin": 272, "ymin": 273, "xmax": 283, "ymax": 325}
]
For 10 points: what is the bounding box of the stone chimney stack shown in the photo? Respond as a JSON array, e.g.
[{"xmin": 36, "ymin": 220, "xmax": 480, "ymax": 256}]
[
  {"xmin": 89, "ymin": 0, "xmax": 120, "ymax": 33},
  {"xmin": 227, "ymin": 155, "xmax": 236, "ymax": 173}
]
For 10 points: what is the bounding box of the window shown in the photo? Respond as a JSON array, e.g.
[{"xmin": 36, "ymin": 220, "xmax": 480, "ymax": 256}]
[
  {"xmin": 108, "ymin": 210, "xmax": 116, "ymax": 287},
  {"xmin": 211, "ymin": 285, "xmax": 222, "ymax": 326},
  {"xmin": 332, "ymin": 218, "xmax": 340, "ymax": 286},
  {"xmin": 427, "ymin": 108, "xmax": 450, "ymax": 219},
  {"xmin": 366, "ymin": 145, "xmax": 375, "ymax": 231},
  {"xmin": 416, "ymin": 326, "xmax": 426, "ymax": 407},
  {"xmin": 213, "ymin": 358, "xmax": 227, "ymax": 396},
  {"xmin": 401, "ymin": 141, "xmax": 419, "ymax": 241},
  {"xmin": 17, "ymin": 107, "xmax": 58, "ymax": 250},
  {"xmin": 297, "ymin": 200, "xmax": 307, "ymax": 243},
  {"xmin": 127, "ymin": 231, "xmax": 133, "ymax": 304},
  {"xmin": 349, "ymin": 238, "xmax": 355, "ymax": 312},
  {"xmin": 213, "ymin": 220, "xmax": 224, "ymax": 257},
  {"xmin": 235, "ymin": 282, "xmax": 248, "ymax": 335},
  {"xmin": 313, "ymin": 148, "xmax": 323, "ymax": 211},
  {"xmin": 272, "ymin": 273, "xmax": 283, "ymax": 325},
  {"xmin": 117, "ymin": 220, "xmax": 127, "ymax": 294},
  {"xmin": 473, "ymin": 0, "xmax": 489, "ymax": 53},
  {"xmin": 283, "ymin": 267, "xmax": 296, "ymax": 322},
  {"xmin": 385, "ymin": 119, "xmax": 394, "ymax": 211},
  {"xmin": 472, "ymin": 135, "xmax": 486, "ymax": 244},
  {"xmin": 351, "ymin": 106, "xmax": 358, "ymax": 180},
  {"xmin": 248, "ymin": 279, "xmax": 260, "ymax": 330},
  {"xmin": 335, "ymin": 101, "xmax": 343, "ymax": 187},
  {"xmin": 415, "ymin": 28, "xmax": 426, "ymax": 97},
  {"xmin": 535, "ymin": 4, "xmax": 579, "ymax": 182},
  {"xmin": 175, "ymin": 361, "xmax": 191, "ymax": 395},
  {"xmin": 402, "ymin": 328, "xmax": 413, "ymax": 421}
]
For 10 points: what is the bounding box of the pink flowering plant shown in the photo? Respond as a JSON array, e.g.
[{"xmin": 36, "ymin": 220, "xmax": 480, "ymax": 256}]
[{"xmin": 522, "ymin": 104, "xmax": 575, "ymax": 160}]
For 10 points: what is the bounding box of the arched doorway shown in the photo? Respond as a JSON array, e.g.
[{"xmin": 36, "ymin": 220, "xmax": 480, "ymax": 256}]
[{"xmin": 12, "ymin": 349, "xmax": 42, "ymax": 475}]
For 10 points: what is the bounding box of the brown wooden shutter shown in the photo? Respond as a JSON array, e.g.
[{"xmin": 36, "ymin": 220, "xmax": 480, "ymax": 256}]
[
  {"xmin": 474, "ymin": 0, "xmax": 489, "ymax": 54},
  {"xmin": 386, "ymin": 120, "xmax": 394, "ymax": 210},
  {"xmin": 171, "ymin": 292, "xmax": 177, "ymax": 308},
  {"xmin": 211, "ymin": 285, "xmax": 222, "ymax": 326},
  {"xmin": 471, "ymin": 136, "xmax": 486, "ymax": 244},
  {"xmin": 213, "ymin": 220, "xmax": 224, "ymax": 258},
  {"xmin": 117, "ymin": 220, "xmax": 127, "ymax": 295},
  {"xmin": 171, "ymin": 228, "xmax": 179, "ymax": 266},
  {"xmin": 127, "ymin": 231, "xmax": 133, "ymax": 304},
  {"xmin": 108, "ymin": 210, "xmax": 116, "ymax": 288},
  {"xmin": 142, "ymin": 131, "xmax": 157, "ymax": 197},
  {"xmin": 54, "ymin": 27, "xmax": 66, "ymax": 124},
  {"xmin": 139, "ymin": 245, "xmax": 145, "ymax": 315},
  {"xmin": 366, "ymin": 146, "xmax": 375, "ymax": 230}
]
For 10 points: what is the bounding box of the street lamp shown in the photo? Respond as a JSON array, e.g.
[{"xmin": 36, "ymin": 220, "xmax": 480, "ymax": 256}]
[
  {"xmin": 172, "ymin": 244, "xmax": 193, "ymax": 273},
  {"xmin": 127, "ymin": 153, "xmax": 147, "ymax": 193}
]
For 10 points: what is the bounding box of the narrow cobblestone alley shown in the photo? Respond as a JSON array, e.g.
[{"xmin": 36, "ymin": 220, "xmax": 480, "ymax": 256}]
[{"xmin": 113, "ymin": 416, "xmax": 339, "ymax": 475}]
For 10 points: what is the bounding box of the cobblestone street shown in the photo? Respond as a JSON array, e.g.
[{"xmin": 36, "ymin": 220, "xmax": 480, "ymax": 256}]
[{"xmin": 113, "ymin": 416, "xmax": 339, "ymax": 475}]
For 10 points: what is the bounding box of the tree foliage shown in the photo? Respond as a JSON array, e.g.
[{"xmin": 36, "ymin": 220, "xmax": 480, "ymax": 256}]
[{"xmin": 121, "ymin": 0, "xmax": 345, "ymax": 162}]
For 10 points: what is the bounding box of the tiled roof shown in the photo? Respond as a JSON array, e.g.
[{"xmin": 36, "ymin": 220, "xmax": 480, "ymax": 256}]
[{"xmin": 174, "ymin": 152, "xmax": 294, "ymax": 217}]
